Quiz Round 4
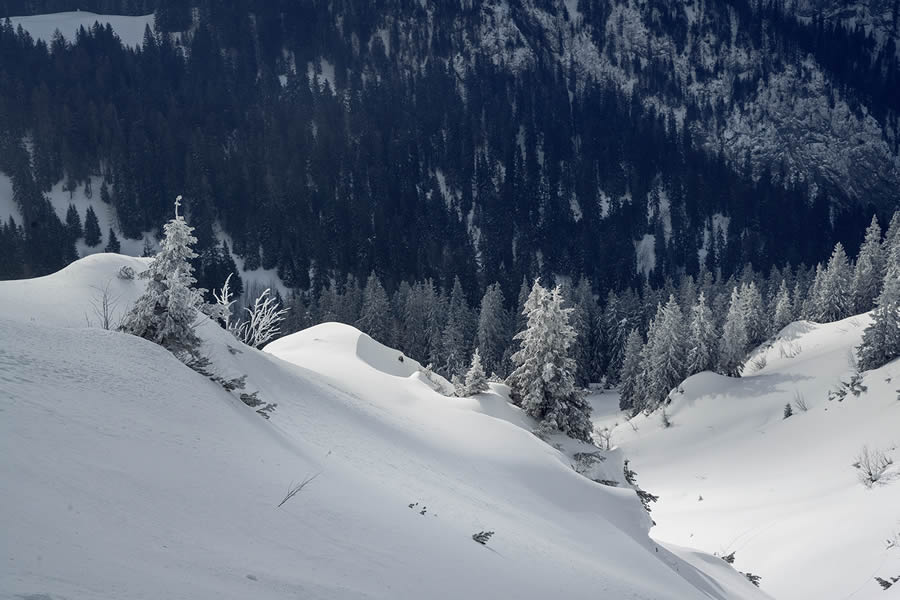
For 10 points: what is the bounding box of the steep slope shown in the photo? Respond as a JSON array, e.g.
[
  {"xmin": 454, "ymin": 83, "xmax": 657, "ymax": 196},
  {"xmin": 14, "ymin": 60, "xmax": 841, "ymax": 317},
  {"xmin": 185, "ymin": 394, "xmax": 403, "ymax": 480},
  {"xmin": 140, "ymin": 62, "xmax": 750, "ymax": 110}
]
[
  {"xmin": 0, "ymin": 254, "xmax": 765, "ymax": 600},
  {"xmin": 593, "ymin": 315, "xmax": 900, "ymax": 599}
]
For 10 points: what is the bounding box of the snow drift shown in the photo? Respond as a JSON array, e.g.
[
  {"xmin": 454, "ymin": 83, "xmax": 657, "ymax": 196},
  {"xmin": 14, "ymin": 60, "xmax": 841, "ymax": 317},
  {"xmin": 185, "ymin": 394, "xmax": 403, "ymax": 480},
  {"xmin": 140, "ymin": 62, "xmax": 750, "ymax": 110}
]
[{"xmin": 0, "ymin": 254, "xmax": 764, "ymax": 600}]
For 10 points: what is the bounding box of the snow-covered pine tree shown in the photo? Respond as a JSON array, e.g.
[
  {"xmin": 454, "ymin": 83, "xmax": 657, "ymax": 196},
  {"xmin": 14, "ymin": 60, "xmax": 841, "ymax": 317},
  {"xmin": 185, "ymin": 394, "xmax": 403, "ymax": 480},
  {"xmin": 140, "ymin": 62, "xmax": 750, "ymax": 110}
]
[
  {"xmin": 639, "ymin": 295, "xmax": 687, "ymax": 411},
  {"xmin": 618, "ymin": 328, "xmax": 644, "ymax": 411},
  {"xmin": 772, "ymin": 279, "xmax": 794, "ymax": 333},
  {"xmin": 507, "ymin": 280, "xmax": 593, "ymax": 441},
  {"xmin": 802, "ymin": 264, "xmax": 825, "ymax": 320},
  {"xmin": 816, "ymin": 242, "xmax": 853, "ymax": 322},
  {"xmin": 442, "ymin": 276, "xmax": 474, "ymax": 378},
  {"xmin": 569, "ymin": 277, "xmax": 599, "ymax": 386},
  {"xmin": 463, "ymin": 348, "xmax": 489, "ymax": 396},
  {"xmin": 852, "ymin": 215, "xmax": 884, "ymax": 313},
  {"xmin": 84, "ymin": 205, "xmax": 101, "ymax": 247},
  {"xmin": 477, "ymin": 283, "xmax": 510, "ymax": 377},
  {"xmin": 719, "ymin": 286, "xmax": 749, "ymax": 377},
  {"xmin": 356, "ymin": 271, "xmax": 393, "ymax": 344},
  {"xmin": 857, "ymin": 239, "xmax": 900, "ymax": 371},
  {"xmin": 120, "ymin": 196, "xmax": 204, "ymax": 356},
  {"xmin": 687, "ymin": 291, "xmax": 718, "ymax": 375},
  {"xmin": 740, "ymin": 282, "xmax": 766, "ymax": 346}
]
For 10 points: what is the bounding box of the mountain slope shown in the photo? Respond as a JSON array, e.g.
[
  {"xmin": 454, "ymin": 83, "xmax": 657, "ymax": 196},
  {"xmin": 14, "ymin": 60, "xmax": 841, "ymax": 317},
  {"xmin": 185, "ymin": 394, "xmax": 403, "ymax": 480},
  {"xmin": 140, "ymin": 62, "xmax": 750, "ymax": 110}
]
[
  {"xmin": 0, "ymin": 254, "xmax": 765, "ymax": 600},
  {"xmin": 593, "ymin": 315, "xmax": 900, "ymax": 599}
]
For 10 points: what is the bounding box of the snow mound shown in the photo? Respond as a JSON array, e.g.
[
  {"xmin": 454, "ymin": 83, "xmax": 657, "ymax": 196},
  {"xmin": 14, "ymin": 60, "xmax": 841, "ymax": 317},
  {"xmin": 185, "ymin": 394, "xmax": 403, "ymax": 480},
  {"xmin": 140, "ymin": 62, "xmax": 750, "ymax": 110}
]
[
  {"xmin": 0, "ymin": 255, "xmax": 767, "ymax": 600},
  {"xmin": 594, "ymin": 314, "xmax": 900, "ymax": 600},
  {"xmin": 268, "ymin": 322, "xmax": 423, "ymax": 379},
  {"xmin": 7, "ymin": 11, "xmax": 155, "ymax": 48}
]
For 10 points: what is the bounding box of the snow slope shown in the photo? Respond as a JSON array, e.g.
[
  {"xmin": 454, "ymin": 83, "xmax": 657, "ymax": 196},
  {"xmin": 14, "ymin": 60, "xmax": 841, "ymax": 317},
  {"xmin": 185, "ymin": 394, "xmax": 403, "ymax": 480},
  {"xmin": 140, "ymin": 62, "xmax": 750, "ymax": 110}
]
[
  {"xmin": 593, "ymin": 315, "xmax": 900, "ymax": 600},
  {"xmin": 6, "ymin": 11, "xmax": 155, "ymax": 48},
  {"xmin": 0, "ymin": 254, "xmax": 765, "ymax": 600}
]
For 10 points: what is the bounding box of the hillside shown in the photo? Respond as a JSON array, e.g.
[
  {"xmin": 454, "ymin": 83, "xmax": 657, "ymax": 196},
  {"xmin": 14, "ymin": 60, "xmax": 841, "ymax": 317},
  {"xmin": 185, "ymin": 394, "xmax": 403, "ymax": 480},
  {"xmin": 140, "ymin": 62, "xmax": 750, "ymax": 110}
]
[
  {"xmin": 593, "ymin": 315, "xmax": 900, "ymax": 599},
  {"xmin": 0, "ymin": 254, "xmax": 765, "ymax": 600}
]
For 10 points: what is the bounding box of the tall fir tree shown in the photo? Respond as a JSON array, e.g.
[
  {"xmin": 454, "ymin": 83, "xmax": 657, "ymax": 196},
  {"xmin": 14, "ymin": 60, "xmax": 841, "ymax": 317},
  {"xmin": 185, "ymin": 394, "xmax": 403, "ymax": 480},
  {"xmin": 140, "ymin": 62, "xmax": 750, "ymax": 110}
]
[
  {"xmin": 120, "ymin": 196, "xmax": 204, "ymax": 356},
  {"xmin": 851, "ymin": 215, "xmax": 884, "ymax": 312},
  {"xmin": 357, "ymin": 271, "xmax": 393, "ymax": 344},
  {"xmin": 772, "ymin": 279, "xmax": 794, "ymax": 333},
  {"xmin": 618, "ymin": 328, "xmax": 644, "ymax": 411},
  {"xmin": 507, "ymin": 281, "xmax": 593, "ymax": 441},
  {"xmin": 857, "ymin": 239, "xmax": 900, "ymax": 371},
  {"xmin": 719, "ymin": 286, "xmax": 749, "ymax": 377},
  {"xmin": 686, "ymin": 291, "xmax": 718, "ymax": 375},
  {"xmin": 638, "ymin": 295, "xmax": 687, "ymax": 411},
  {"xmin": 65, "ymin": 204, "xmax": 82, "ymax": 239},
  {"xmin": 104, "ymin": 228, "xmax": 121, "ymax": 253},
  {"xmin": 84, "ymin": 205, "xmax": 101, "ymax": 247},
  {"xmin": 816, "ymin": 242, "xmax": 853, "ymax": 322},
  {"xmin": 477, "ymin": 283, "xmax": 510, "ymax": 377},
  {"xmin": 441, "ymin": 276, "xmax": 474, "ymax": 378}
]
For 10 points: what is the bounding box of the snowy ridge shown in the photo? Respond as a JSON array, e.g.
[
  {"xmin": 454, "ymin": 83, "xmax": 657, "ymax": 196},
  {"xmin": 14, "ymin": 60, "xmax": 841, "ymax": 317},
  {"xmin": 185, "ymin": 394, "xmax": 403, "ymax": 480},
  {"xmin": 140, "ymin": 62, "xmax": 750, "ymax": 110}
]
[
  {"xmin": 594, "ymin": 314, "xmax": 900, "ymax": 599},
  {"xmin": 0, "ymin": 254, "xmax": 765, "ymax": 600}
]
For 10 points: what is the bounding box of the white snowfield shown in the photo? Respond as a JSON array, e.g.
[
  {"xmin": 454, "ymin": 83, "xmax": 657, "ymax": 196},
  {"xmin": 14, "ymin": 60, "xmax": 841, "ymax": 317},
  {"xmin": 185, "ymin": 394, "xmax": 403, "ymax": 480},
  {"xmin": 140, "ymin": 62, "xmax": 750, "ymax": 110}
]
[
  {"xmin": 6, "ymin": 11, "xmax": 154, "ymax": 48},
  {"xmin": 0, "ymin": 254, "xmax": 765, "ymax": 600},
  {"xmin": 594, "ymin": 316, "xmax": 900, "ymax": 600}
]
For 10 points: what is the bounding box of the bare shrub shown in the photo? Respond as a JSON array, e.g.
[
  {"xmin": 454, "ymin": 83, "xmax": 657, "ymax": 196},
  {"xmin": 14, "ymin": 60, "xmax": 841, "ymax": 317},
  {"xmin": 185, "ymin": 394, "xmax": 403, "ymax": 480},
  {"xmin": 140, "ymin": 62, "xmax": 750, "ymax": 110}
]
[
  {"xmin": 853, "ymin": 446, "xmax": 894, "ymax": 488},
  {"xmin": 793, "ymin": 390, "xmax": 809, "ymax": 412},
  {"xmin": 749, "ymin": 354, "xmax": 768, "ymax": 373},
  {"xmin": 86, "ymin": 280, "xmax": 121, "ymax": 330},
  {"xmin": 596, "ymin": 426, "xmax": 614, "ymax": 450}
]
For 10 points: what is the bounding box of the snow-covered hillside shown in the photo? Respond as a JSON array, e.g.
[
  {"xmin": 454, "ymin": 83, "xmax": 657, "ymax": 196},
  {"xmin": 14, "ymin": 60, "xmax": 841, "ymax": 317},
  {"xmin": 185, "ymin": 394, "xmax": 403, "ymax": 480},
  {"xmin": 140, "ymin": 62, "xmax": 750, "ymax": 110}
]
[
  {"xmin": 593, "ymin": 315, "xmax": 900, "ymax": 600},
  {"xmin": 0, "ymin": 255, "xmax": 764, "ymax": 600},
  {"xmin": 7, "ymin": 11, "xmax": 154, "ymax": 48}
]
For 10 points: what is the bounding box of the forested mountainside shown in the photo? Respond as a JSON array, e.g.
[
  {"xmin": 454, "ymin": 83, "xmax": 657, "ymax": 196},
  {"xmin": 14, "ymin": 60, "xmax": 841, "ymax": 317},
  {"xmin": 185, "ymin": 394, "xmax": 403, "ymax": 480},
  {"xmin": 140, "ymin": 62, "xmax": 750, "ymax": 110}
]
[{"xmin": 0, "ymin": 0, "xmax": 898, "ymax": 300}]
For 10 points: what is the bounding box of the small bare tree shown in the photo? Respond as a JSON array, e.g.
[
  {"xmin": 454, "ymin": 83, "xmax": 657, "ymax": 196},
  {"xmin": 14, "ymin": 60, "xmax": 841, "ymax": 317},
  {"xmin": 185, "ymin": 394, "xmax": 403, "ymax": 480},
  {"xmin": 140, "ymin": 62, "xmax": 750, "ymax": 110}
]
[
  {"xmin": 793, "ymin": 390, "xmax": 809, "ymax": 412},
  {"xmin": 212, "ymin": 273, "xmax": 237, "ymax": 331},
  {"xmin": 853, "ymin": 446, "xmax": 894, "ymax": 488},
  {"xmin": 86, "ymin": 280, "xmax": 121, "ymax": 330}
]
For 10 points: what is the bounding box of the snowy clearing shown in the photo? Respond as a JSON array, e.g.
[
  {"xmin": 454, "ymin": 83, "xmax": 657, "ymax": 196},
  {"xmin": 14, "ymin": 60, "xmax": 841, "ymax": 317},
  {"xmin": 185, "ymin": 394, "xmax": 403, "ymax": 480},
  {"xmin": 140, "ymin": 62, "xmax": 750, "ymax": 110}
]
[{"xmin": 593, "ymin": 315, "xmax": 900, "ymax": 600}]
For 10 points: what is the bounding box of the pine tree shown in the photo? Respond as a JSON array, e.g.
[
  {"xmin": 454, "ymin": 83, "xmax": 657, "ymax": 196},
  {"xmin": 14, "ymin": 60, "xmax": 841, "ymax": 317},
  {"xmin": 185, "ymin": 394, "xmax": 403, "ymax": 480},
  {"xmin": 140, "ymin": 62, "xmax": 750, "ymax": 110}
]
[
  {"xmin": 638, "ymin": 295, "xmax": 687, "ymax": 411},
  {"xmin": 618, "ymin": 328, "xmax": 644, "ymax": 411},
  {"xmin": 687, "ymin": 291, "xmax": 718, "ymax": 375},
  {"xmin": 719, "ymin": 286, "xmax": 749, "ymax": 377},
  {"xmin": 772, "ymin": 279, "xmax": 794, "ymax": 333},
  {"xmin": 104, "ymin": 228, "xmax": 121, "ymax": 253},
  {"xmin": 857, "ymin": 240, "xmax": 900, "ymax": 371},
  {"xmin": 477, "ymin": 283, "xmax": 510, "ymax": 377},
  {"xmin": 65, "ymin": 204, "xmax": 82, "ymax": 239},
  {"xmin": 507, "ymin": 281, "xmax": 593, "ymax": 441},
  {"xmin": 852, "ymin": 215, "xmax": 884, "ymax": 312},
  {"xmin": 120, "ymin": 196, "xmax": 204, "ymax": 356},
  {"xmin": 741, "ymin": 282, "xmax": 766, "ymax": 346},
  {"xmin": 357, "ymin": 271, "xmax": 393, "ymax": 344},
  {"xmin": 463, "ymin": 348, "xmax": 489, "ymax": 396},
  {"xmin": 803, "ymin": 264, "xmax": 826, "ymax": 320},
  {"xmin": 816, "ymin": 242, "xmax": 853, "ymax": 322},
  {"xmin": 84, "ymin": 205, "xmax": 101, "ymax": 247},
  {"xmin": 569, "ymin": 277, "xmax": 598, "ymax": 386},
  {"xmin": 441, "ymin": 276, "xmax": 474, "ymax": 377}
]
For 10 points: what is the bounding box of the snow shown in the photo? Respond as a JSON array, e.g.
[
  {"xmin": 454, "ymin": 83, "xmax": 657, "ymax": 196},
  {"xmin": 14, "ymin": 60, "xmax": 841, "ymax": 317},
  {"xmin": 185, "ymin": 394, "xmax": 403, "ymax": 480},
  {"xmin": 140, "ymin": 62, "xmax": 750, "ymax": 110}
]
[
  {"xmin": 635, "ymin": 233, "xmax": 657, "ymax": 277},
  {"xmin": 0, "ymin": 173, "xmax": 18, "ymax": 224},
  {"xmin": 0, "ymin": 255, "xmax": 766, "ymax": 600},
  {"xmin": 592, "ymin": 314, "xmax": 900, "ymax": 600},
  {"xmin": 7, "ymin": 11, "xmax": 155, "ymax": 49}
]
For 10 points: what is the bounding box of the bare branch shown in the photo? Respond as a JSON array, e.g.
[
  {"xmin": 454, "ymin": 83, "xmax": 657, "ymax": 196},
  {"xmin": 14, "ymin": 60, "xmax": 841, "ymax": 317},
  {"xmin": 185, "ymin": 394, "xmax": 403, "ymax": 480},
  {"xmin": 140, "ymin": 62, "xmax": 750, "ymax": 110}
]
[{"xmin": 277, "ymin": 473, "xmax": 320, "ymax": 508}]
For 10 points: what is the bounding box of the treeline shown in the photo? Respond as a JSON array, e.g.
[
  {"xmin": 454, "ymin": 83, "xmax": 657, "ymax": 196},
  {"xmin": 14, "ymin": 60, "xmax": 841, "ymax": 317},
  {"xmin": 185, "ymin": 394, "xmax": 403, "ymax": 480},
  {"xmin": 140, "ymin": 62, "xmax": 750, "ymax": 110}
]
[
  {"xmin": 284, "ymin": 211, "xmax": 900, "ymax": 409},
  {"xmin": 0, "ymin": 6, "xmax": 884, "ymax": 290}
]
